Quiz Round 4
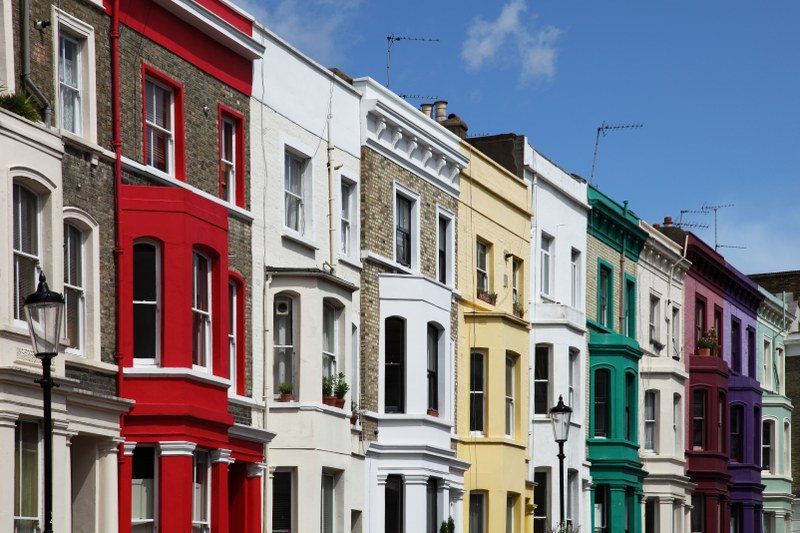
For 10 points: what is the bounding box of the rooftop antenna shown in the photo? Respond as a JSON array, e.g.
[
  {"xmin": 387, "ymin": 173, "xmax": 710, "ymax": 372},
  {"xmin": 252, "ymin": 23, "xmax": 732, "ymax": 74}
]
[
  {"xmin": 700, "ymin": 202, "xmax": 742, "ymax": 251},
  {"xmin": 398, "ymin": 94, "xmax": 440, "ymax": 101},
  {"xmin": 676, "ymin": 208, "xmax": 709, "ymax": 230},
  {"xmin": 590, "ymin": 121, "xmax": 643, "ymax": 183},
  {"xmin": 386, "ymin": 34, "xmax": 440, "ymax": 88}
]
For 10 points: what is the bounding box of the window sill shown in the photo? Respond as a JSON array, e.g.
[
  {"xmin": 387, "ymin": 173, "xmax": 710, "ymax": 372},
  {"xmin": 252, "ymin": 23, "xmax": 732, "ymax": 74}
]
[
  {"xmin": 228, "ymin": 394, "xmax": 264, "ymax": 409},
  {"xmin": 64, "ymin": 354, "xmax": 117, "ymax": 374},
  {"xmin": 123, "ymin": 366, "xmax": 231, "ymax": 388},
  {"xmin": 338, "ymin": 255, "xmax": 363, "ymax": 270},
  {"xmin": 361, "ymin": 251, "xmax": 416, "ymax": 275},
  {"xmin": 281, "ymin": 230, "xmax": 319, "ymax": 251}
]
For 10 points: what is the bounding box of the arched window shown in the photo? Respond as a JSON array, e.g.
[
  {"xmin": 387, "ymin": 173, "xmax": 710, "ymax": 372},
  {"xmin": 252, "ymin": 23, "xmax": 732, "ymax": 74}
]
[
  {"xmin": 593, "ymin": 369, "xmax": 610, "ymax": 438},
  {"xmin": 133, "ymin": 240, "xmax": 160, "ymax": 362},
  {"xmin": 762, "ymin": 420, "xmax": 774, "ymax": 474},
  {"xmin": 384, "ymin": 317, "xmax": 405, "ymax": 413},
  {"xmin": 13, "ymin": 183, "xmax": 40, "ymax": 321},
  {"xmin": 192, "ymin": 251, "xmax": 212, "ymax": 370},
  {"xmin": 426, "ymin": 323, "xmax": 440, "ymax": 414},
  {"xmin": 63, "ymin": 222, "xmax": 85, "ymax": 353},
  {"xmin": 273, "ymin": 294, "xmax": 296, "ymax": 398}
]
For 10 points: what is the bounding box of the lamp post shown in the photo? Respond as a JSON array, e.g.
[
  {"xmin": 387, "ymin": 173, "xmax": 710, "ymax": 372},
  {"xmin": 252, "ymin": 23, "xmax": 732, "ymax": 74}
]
[
  {"xmin": 549, "ymin": 395, "xmax": 573, "ymax": 528},
  {"xmin": 24, "ymin": 272, "xmax": 64, "ymax": 533}
]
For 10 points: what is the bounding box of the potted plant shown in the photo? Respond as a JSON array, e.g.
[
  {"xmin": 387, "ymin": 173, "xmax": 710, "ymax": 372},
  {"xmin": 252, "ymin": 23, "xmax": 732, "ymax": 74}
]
[
  {"xmin": 322, "ymin": 375, "xmax": 336, "ymax": 406},
  {"xmin": 513, "ymin": 302, "xmax": 525, "ymax": 318},
  {"xmin": 439, "ymin": 517, "xmax": 455, "ymax": 533},
  {"xmin": 277, "ymin": 382, "xmax": 293, "ymax": 402},
  {"xmin": 427, "ymin": 406, "xmax": 439, "ymax": 417},
  {"xmin": 697, "ymin": 328, "xmax": 718, "ymax": 356},
  {"xmin": 334, "ymin": 372, "xmax": 349, "ymax": 409},
  {"xmin": 350, "ymin": 400, "xmax": 360, "ymax": 425},
  {"xmin": 477, "ymin": 289, "xmax": 497, "ymax": 305},
  {"xmin": 0, "ymin": 85, "xmax": 41, "ymax": 122}
]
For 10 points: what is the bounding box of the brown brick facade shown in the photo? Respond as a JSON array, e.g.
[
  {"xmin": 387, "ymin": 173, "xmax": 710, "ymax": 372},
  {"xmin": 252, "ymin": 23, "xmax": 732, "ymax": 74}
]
[{"xmin": 359, "ymin": 146, "xmax": 459, "ymax": 440}]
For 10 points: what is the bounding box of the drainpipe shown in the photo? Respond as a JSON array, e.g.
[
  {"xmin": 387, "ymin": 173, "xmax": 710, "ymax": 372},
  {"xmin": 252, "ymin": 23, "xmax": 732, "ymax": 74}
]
[
  {"xmin": 21, "ymin": 0, "xmax": 51, "ymax": 125},
  {"xmin": 324, "ymin": 115, "xmax": 337, "ymax": 274},
  {"xmin": 666, "ymin": 234, "xmax": 690, "ymax": 359},
  {"xmin": 262, "ymin": 271, "xmax": 272, "ymax": 533},
  {"xmin": 619, "ymin": 201, "xmax": 629, "ymax": 333}
]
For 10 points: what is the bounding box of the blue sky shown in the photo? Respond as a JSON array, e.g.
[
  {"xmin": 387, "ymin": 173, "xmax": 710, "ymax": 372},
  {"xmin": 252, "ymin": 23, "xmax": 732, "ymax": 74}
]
[{"xmin": 242, "ymin": 0, "xmax": 800, "ymax": 274}]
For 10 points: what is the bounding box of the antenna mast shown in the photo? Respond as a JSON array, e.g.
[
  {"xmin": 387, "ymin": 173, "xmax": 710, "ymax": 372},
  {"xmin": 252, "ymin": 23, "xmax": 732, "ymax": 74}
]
[
  {"xmin": 386, "ymin": 34, "xmax": 440, "ymax": 87},
  {"xmin": 700, "ymin": 202, "xmax": 739, "ymax": 251},
  {"xmin": 590, "ymin": 121, "xmax": 643, "ymax": 183}
]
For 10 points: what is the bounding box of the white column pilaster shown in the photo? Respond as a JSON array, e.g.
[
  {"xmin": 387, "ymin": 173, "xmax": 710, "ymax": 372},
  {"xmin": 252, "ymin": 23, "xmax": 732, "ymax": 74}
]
[
  {"xmin": 374, "ymin": 473, "xmax": 388, "ymax": 533},
  {"xmin": 52, "ymin": 421, "xmax": 74, "ymax": 533},
  {"xmin": 0, "ymin": 413, "xmax": 19, "ymax": 532},
  {"xmin": 404, "ymin": 475, "xmax": 429, "ymax": 533},
  {"xmin": 98, "ymin": 439, "xmax": 122, "ymax": 533}
]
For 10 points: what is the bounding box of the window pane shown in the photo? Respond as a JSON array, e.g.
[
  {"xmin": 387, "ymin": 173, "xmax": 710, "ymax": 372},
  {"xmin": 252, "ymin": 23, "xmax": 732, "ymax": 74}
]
[
  {"xmin": 14, "ymin": 421, "xmax": 38, "ymax": 521},
  {"xmin": 385, "ymin": 476, "xmax": 404, "ymax": 533},
  {"xmin": 14, "ymin": 184, "xmax": 38, "ymax": 255},
  {"xmin": 193, "ymin": 254, "xmax": 209, "ymax": 311},
  {"xmin": 133, "ymin": 243, "xmax": 157, "ymax": 302},
  {"xmin": 323, "ymin": 304, "xmax": 335, "ymax": 354},
  {"xmin": 133, "ymin": 304, "xmax": 157, "ymax": 359},
  {"xmin": 272, "ymin": 471, "xmax": 293, "ymax": 533},
  {"xmin": 385, "ymin": 318, "xmax": 405, "ymax": 412},
  {"xmin": 65, "ymin": 287, "xmax": 81, "ymax": 349},
  {"xmin": 321, "ymin": 474, "xmax": 334, "ymax": 533},
  {"xmin": 132, "ymin": 447, "xmax": 155, "ymax": 523}
]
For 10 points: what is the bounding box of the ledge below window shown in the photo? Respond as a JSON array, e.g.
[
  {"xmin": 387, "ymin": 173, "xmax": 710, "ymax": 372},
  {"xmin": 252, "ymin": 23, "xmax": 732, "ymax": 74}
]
[
  {"xmin": 123, "ymin": 366, "xmax": 231, "ymax": 388},
  {"xmin": 281, "ymin": 231, "xmax": 319, "ymax": 251}
]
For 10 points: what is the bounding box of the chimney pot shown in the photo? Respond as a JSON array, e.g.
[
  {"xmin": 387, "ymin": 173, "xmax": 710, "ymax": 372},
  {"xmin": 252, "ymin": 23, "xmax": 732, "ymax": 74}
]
[
  {"xmin": 433, "ymin": 100, "xmax": 448, "ymax": 122},
  {"xmin": 420, "ymin": 103, "xmax": 433, "ymax": 118},
  {"xmin": 663, "ymin": 216, "xmax": 673, "ymax": 226}
]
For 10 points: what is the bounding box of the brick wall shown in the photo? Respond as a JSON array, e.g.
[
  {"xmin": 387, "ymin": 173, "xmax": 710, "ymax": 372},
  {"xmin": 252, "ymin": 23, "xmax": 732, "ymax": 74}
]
[
  {"xmin": 65, "ymin": 367, "xmax": 116, "ymax": 397},
  {"xmin": 359, "ymin": 146, "xmax": 460, "ymax": 440},
  {"xmin": 585, "ymin": 233, "xmax": 636, "ymax": 331},
  {"xmin": 787, "ymin": 355, "xmax": 800, "ymax": 495}
]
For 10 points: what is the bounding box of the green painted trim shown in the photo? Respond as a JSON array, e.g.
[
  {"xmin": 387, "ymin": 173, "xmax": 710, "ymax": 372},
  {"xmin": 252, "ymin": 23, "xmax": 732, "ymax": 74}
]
[
  {"xmin": 596, "ymin": 258, "xmax": 615, "ymax": 330},
  {"xmin": 624, "ymin": 274, "xmax": 637, "ymax": 340},
  {"xmin": 587, "ymin": 185, "xmax": 647, "ymax": 261}
]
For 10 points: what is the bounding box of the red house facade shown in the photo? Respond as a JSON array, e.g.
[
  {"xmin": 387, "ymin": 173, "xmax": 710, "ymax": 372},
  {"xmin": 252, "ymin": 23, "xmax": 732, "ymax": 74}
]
[{"xmin": 104, "ymin": 1, "xmax": 269, "ymax": 531}]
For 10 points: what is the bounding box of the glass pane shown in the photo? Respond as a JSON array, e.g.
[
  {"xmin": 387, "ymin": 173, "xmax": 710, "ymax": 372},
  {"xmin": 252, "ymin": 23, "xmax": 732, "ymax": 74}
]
[
  {"xmin": 15, "ymin": 185, "xmax": 38, "ymax": 255},
  {"xmin": 133, "ymin": 304, "xmax": 157, "ymax": 359},
  {"xmin": 15, "ymin": 255, "xmax": 37, "ymax": 320},
  {"xmin": 65, "ymin": 287, "xmax": 81, "ymax": 349},
  {"xmin": 194, "ymin": 254, "xmax": 209, "ymax": 311},
  {"xmin": 323, "ymin": 304, "xmax": 335, "ymax": 353},
  {"xmin": 285, "ymin": 195, "xmax": 300, "ymax": 231},
  {"xmin": 132, "ymin": 448, "xmax": 155, "ymax": 521},
  {"xmin": 222, "ymin": 120, "xmax": 234, "ymax": 161},
  {"xmin": 133, "ymin": 243, "xmax": 157, "ymax": 302},
  {"xmin": 273, "ymin": 347, "xmax": 294, "ymax": 390},
  {"xmin": 272, "ymin": 471, "xmax": 293, "ymax": 532},
  {"xmin": 65, "ymin": 224, "xmax": 82, "ymax": 286},
  {"xmin": 147, "ymin": 126, "xmax": 170, "ymax": 171},
  {"xmin": 321, "ymin": 475, "xmax": 334, "ymax": 533},
  {"xmin": 15, "ymin": 422, "xmax": 38, "ymax": 518},
  {"xmin": 470, "ymin": 353, "xmax": 484, "ymax": 391},
  {"xmin": 193, "ymin": 453, "xmax": 208, "ymax": 521},
  {"xmin": 193, "ymin": 312, "xmax": 207, "ymax": 366},
  {"xmin": 273, "ymin": 299, "xmax": 293, "ymax": 346},
  {"xmin": 61, "ymin": 85, "xmax": 77, "ymax": 132}
]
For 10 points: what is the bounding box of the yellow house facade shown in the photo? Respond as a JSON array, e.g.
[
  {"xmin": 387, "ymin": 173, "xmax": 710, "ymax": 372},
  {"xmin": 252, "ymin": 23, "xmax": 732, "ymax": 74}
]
[{"xmin": 456, "ymin": 142, "xmax": 533, "ymax": 533}]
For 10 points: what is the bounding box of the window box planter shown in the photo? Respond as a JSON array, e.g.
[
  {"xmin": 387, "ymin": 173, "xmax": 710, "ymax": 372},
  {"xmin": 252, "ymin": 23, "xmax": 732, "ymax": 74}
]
[
  {"xmin": 698, "ymin": 348, "xmax": 711, "ymax": 356},
  {"xmin": 512, "ymin": 304, "xmax": 525, "ymax": 318},
  {"xmin": 477, "ymin": 290, "xmax": 497, "ymax": 305},
  {"xmin": 278, "ymin": 392, "xmax": 292, "ymax": 402},
  {"xmin": 334, "ymin": 397, "xmax": 345, "ymax": 409},
  {"xmin": 323, "ymin": 395, "xmax": 337, "ymax": 407}
]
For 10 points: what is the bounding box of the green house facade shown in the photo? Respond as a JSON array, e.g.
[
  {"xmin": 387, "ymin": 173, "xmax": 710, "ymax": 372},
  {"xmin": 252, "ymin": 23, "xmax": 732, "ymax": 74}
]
[
  {"xmin": 586, "ymin": 186, "xmax": 648, "ymax": 533},
  {"xmin": 756, "ymin": 286, "xmax": 795, "ymax": 532}
]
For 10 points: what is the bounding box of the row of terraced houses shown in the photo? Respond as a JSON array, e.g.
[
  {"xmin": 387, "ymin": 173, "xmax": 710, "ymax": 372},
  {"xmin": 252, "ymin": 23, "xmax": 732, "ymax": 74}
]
[{"xmin": 0, "ymin": 1, "xmax": 799, "ymax": 532}]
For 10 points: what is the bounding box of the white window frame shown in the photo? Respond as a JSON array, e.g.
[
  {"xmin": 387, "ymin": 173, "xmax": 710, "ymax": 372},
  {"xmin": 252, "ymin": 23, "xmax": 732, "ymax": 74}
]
[
  {"xmin": 673, "ymin": 394, "xmax": 682, "ymax": 456},
  {"xmin": 144, "ymin": 77, "xmax": 175, "ymax": 175},
  {"xmin": 228, "ymin": 279, "xmax": 238, "ymax": 397},
  {"xmin": 392, "ymin": 183, "xmax": 419, "ymax": 271},
  {"xmin": 131, "ymin": 446, "xmax": 158, "ymax": 531},
  {"xmin": 12, "ymin": 182, "xmax": 41, "ymax": 326},
  {"xmin": 435, "ymin": 207, "xmax": 455, "ymax": 287},
  {"xmin": 272, "ymin": 469, "xmax": 295, "ymax": 533},
  {"xmin": 339, "ymin": 178, "xmax": 354, "ymax": 257},
  {"xmin": 63, "ymin": 208, "xmax": 100, "ymax": 362},
  {"xmin": 568, "ymin": 348, "xmax": 579, "ymax": 412},
  {"xmin": 784, "ymin": 420, "xmax": 791, "ymax": 476},
  {"xmin": 505, "ymin": 354, "xmax": 515, "ymax": 438},
  {"xmin": 469, "ymin": 491, "xmax": 487, "ymax": 533},
  {"xmin": 192, "ymin": 251, "xmax": 212, "ymax": 372},
  {"xmin": 776, "ymin": 347, "xmax": 784, "ymax": 395},
  {"xmin": 273, "ymin": 294, "xmax": 297, "ymax": 398},
  {"xmin": 53, "ymin": 7, "xmax": 97, "ymax": 143},
  {"xmin": 540, "ymin": 233, "xmax": 554, "ymax": 297},
  {"xmin": 511, "ymin": 256, "xmax": 522, "ymax": 306},
  {"xmin": 351, "ymin": 324, "xmax": 359, "ymax": 406},
  {"xmin": 63, "ymin": 222, "xmax": 85, "ymax": 355},
  {"xmin": 567, "ymin": 469, "xmax": 578, "ymax": 528},
  {"xmin": 649, "ymin": 293, "xmax": 661, "ymax": 348},
  {"xmin": 644, "ymin": 390, "xmax": 657, "ymax": 453},
  {"xmin": 570, "ymin": 248, "xmax": 581, "ymax": 308},
  {"xmin": 133, "ymin": 239, "xmax": 161, "ymax": 366},
  {"xmin": 220, "ymin": 114, "xmax": 237, "ymax": 204},
  {"xmin": 57, "ymin": 32, "xmax": 81, "ymax": 135},
  {"xmin": 322, "ymin": 302, "xmax": 338, "ymax": 379},
  {"xmin": 763, "ymin": 337, "xmax": 772, "ymax": 390},
  {"xmin": 283, "ymin": 150, "xmax": 308, "ymax": 236},
  {"xmin": 762, "ymin": 419, "xmax": 775, "ymax": 474},
  {"xmin": 14, "ymin": 420, "xmax": 41, "ymax": 532},
  {"xmin": 671, "ymin": 306, "xmax": 681, "ymax": 360},
  {"xmin": 470, "ymin": 351, "xmax": 486, "ymax": 435},
  {"xmin": 534, "ymin": 344, "xmax": 550, "ymax": 416},
  {"xmin": 476, "ymin": 239, "xmax": 490, "ymax": 294},
  {"xmin": 192, "ymin": 450, "xmax": 211, "ymax": 532}
]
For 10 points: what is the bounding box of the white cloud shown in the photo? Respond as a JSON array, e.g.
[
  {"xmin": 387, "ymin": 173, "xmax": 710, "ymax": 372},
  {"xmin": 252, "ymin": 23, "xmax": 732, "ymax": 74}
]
[
  {"xmin": 461, "ymin": 0, "xmax": 561, "ymax": 82},
  {"xmin": 239, "ymin": 0, "xmax": 360, "ymax": 65}
]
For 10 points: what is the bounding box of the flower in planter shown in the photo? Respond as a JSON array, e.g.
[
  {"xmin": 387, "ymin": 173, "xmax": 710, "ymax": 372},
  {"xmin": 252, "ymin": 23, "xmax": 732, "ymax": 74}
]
[
  {"xmin": 322, "ymin": 375, "xmax": 334, "ymax": 397},
  {"xmin": 334, "ymin": 372, "xmax": 350, "ymax": 399},
  {"xmin": 513, "ymin": 302, "xmax": 525, "ymax": 317},
  {"xmin": 697, "ymin": 328, "xmax": 718, "ymax": 353}
]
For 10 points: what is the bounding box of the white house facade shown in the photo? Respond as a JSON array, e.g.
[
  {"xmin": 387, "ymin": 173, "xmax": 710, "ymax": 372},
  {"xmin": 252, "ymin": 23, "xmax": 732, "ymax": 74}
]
[
  {"xmin": 525, "ymin": 144, "xmax": 592, "ymax": 531},
  {"xmin": 637, "ymin": 220, "xmax": 695, "ymax": 532},
  {"xmin": 354, "ymin": 78, "xmax": 470, "ymax": 533},
  {"xmin": 250, "ymin": 25, "xmax": 365, "ymax": 533}
]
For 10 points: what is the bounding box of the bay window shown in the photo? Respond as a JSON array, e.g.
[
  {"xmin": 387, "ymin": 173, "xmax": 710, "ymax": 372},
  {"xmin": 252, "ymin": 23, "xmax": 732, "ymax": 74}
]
[
  {"xmin": 762, "ymin": 420, "xmax": 774, "ymax": 473},
  {"xmin": 505, "ymin": 354, "xmax": 516, "ymax": 437},
  {"xmin": 321, "ymin": 473, "xmax": 334, "ymax": 533},
  {"xmin": 593, "ymin": 369, "xmax": 610, "ymax": 438},
  {"xmin": 273, "ymin": 295, "xmax": 296, "ymax": 398},
  {"xmin": 469, "ymin": 492, "xmax": 486, "ymax": 533},
  {"xmin": 192, "ymin": 451, "xmax": 210, "ymax": 533},
  {"xmin": 192, "ymin": 252, "xmax": 212, "ymax": 370},
  {"xmin": 13, "ymin": 183, "xmax": 39, "ymax": 322},
  {"xmin": 690, "ymin": 494, "xmax": 704, "ymax": 533},
  {"xmin": 322, "ymin": 302, "xmax": 338, "ymax": 378},
  {"xmin": 594, "ymin": 484, "xmax": 608, "ymax": 533},
  {"xmin": 385, "ymin": 475, "xmax": 404, "ymax": 533},
  {"xmin": 731, "ymin": 405, "xmax": 744, "ymax": 462},
  {"xmin": 132, "ymin": 447, "xmax": 156, "ymax": 533},
  {"xmin": 625, "ymin": 373, "xmax": 635, "ymax": 441},
  {"xmin": 14, "ymin": 421, "xmax": 39, "ymax": 533},
  {"xmin": 64, "ymin": 223, "xmax": 84, "ymax": 353},
  {"xmin": 692, "ymin": 389, "xmax": 706, "ymax": 450},
  {"xmin": 427, "ymin": 478, "xmax": 439, "ymax": 533},
  {"xmin": 272, "ymin": 470, "xmax": 294, "ymax": 533},
  {"xmin": 133, "ymin": 241, "xmax": 160, "ymax": 362},
  {"xmin": 470, "ymin": 351, "xmax": 485, "ymax": 433},
  {"xmin": 385, "ymin": 317, "xmax": 405, "ymax": 413},
  {"xmin": 427, "ymin": 324, "xmax": 439, "ymax": 414},
  {"xmin": 644, "ymin": 390, "xmax": 657, "ymax": 452}
]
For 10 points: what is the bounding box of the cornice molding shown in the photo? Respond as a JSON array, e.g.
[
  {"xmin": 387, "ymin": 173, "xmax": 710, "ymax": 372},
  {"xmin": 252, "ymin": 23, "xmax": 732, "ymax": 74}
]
[
  {"xmin": 587, "ymin": 188, "xmax": 647, "ymax": 262},
  {"xmin": 158, "ymin": 441, "xmax": 197, "ymax": 456}
]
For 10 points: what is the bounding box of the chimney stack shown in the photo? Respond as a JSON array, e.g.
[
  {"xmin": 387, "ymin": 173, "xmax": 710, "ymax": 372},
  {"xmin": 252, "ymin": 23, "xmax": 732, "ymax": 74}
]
[
  {"xmin": 663, "ymin": 216, "xmax": 673, "ymax": 226},
  {"xmin": 442, "ymin": 113, "xmax": 468, "ymax": 140},
  {"xmin": 420, "ymin": 103, "xmax": 433, "ymax": 118},
  {"xmin": 433, "ymin": 100, "xmax": 448, "ymax": 123}
]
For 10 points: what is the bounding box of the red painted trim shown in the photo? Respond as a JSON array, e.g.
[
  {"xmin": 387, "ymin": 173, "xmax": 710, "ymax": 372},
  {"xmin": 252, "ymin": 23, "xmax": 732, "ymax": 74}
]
[
  {"xmin": 195, "ymin": 0, "xmax": 253, "ymax": 35},
  {"xmin": 117, "ymin": 0, "xmax": 252, "ymax": 95},
  {"xmin": 141, "ymin": 64, "xmax": 187, "ymax": 181},
  {"xmin": 217, "ymin": 104, "xmax": 246, "ymax": 208},
  {"xmin": 229, "ymin": 271, "xmax": 246, "ymax": 395}
]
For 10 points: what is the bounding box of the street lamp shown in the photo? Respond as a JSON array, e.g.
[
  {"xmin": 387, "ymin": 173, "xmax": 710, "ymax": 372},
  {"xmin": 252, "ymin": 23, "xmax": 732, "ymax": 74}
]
[
  {"xmin": 549, "ymin": 395, "xmax": 573, "ymax": 528},
  {"xmin": 24, "ymin": 272, "xmax": 64, "ymax": 533}
]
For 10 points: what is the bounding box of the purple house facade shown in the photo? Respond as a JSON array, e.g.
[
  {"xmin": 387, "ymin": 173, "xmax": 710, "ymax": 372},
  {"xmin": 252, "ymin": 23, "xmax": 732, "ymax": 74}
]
[{"xmin": 723, "ymin": 262, "xmax": 765, "ymax": 532}]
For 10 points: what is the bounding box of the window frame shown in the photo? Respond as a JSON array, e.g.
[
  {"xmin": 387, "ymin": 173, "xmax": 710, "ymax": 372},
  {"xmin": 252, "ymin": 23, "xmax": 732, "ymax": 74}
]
[
  {"xmin": 142, "ymin": 64, "xmax": 185, "ymax": 179},
  {"xmin": 12, "ymin": 182, "xmax": 41, "ymax": 326},
  {"xmin": 283, "ymin": 149, "xmax": 309, "ymax": 236},
  {"xmin": 320, "ymin": 472, "xmax": 335, "ymax": 533},
  {"xmin": 131, "ymin": 446, "xmax": 158, "ymax": 530},
  {"xmin": 273, "ymin": 294, "xmax": 297, "ymax": 400},
  {"xmin": 597, "ymin": 260, "xmax": 614, "ymax": 329},
  {"xmin": 14, "ymin": 420, "xmax": 41, "ymax": 532},
  {"xmin": 272, "ymin": 469, "xmax": 295, "ymax": 533},
  {"xmin": 469, "ymin": 350, "xmax": 486, "ymax": 434},
  {"xmin": 192, "ymin": 251, "xmax": 213, "ymax": 372},
  {"xmin": 691, "ymin": 388, "xmax": 707, "ymax": 451},
  {"xmin": 57, "ymin": 32, "xmax": 82, "ymax": 135},
  {"xmin": 533, "ymin": 470, "xmax": 548, "ymax": 532},
  {"xmin": 671, "ymin": 305, "xmax": 681, "ymax": 360},
  {"xmin": 427, "ymin": 323, "xmax": 440, "ymax": 414},
  {"xmin": 469, "ymin": 491, "xmax": 487, "ymax": 533},
  {"xmin": 649, "ymin": 293, "xmax": 661, "ymax": 348},
  {"xmin": 568, "ymin": 348, "xmax": 579, "ymax": 410},
  {"xmin": 63, "ymin": 222, "xmax": 85, "ymax": 355},
  {"xmin": 694, "ymin": 297, "xmax": 707, "ymax": 353},
  {"xmin": 340, "ymin": 177, "xmax": 357, "ymax": 258},
  {"xmin": 644, "ymin": 390, "xmax": 657, "ymax": 453},
  {"xmin": 393, "ymin": 184, "xmax": 419, "ymax": 270},
  {"xmin": 539, "ymin": 233, "xmax": 553, "ymax": 297},
  {"xmin": 385, "ymin": 475, "xmax": 404, "ymax": 533},
  {"xmin": 570, "ymin": 248, "xmax": 581, "ymax": 308},
  {"xmin": 322, "ymin": 301, "xmax": 339, "ymax": 379},
  {"xmin": 624, "ymin": 275, "xmax": 636, "ymax": 339},
  {"xmin": 192, "ymin": 450, "xmax": 211, "ymax": 532},
  {"xmin": 132, "ymin": 239, "xmax": 161, "ymax": 365},
  {"xmin": 593, "ymin": 368, "xmax": 611, "ymax": 438},
  {"xmin": 475, "ymin": 239, "xmax": 490, "ymax": 295},
  {"xmin": 505, "ymin": 353, "xmax": 516, "ymax": 437},
  {"xmin": 731, "ymin": 317, "xmax": 742, "ymax": 374},
  {"xmin": 763, "ymin": 337, "xmax": 772, "ymax": 390},
  {"xmin": 228, "ymin": 275, "xmax": 246, "ymax": 397},
  {"xmin": 436, "ymin": 208, "xmax": 455, "ymax": 286},
  {"xmin": 53, "ymin": 7, "xmax": 97, "ymax": 142},
  {"xmin": 762, "ymin": 419, "xmax": 775, "ymax": 474},
  {"xmin": 534, "ymin": 344, "xmax": 550, "ymax": 416},
  {"xmin": 384, "ymin": 316, "xmax": 406, "ymax": 414},
  {"xmin": 218, "ymin": 105, "xmax": 245, "ymax": 207},
  {"xmin": 512, "ymin": 256, "xmax": 523, "ymax": 307},
  {"xmin": 730, "ymin": 404, "xmax": 744, "ymax": 462}
]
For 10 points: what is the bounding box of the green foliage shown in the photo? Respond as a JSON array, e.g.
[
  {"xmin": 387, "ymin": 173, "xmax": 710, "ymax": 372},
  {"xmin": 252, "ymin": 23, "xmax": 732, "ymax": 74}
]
[
  {"xmin": 439, "ymin": 517, "xmax": 455, "ymax": 533},
  {"xmin": 334, "ymin": 371, "xmax": 350, "ymax": 399},
  {"xmin": 322, "ymin": 375, "xmax": 334, "ymax": 396},
  {"xmin": 278, "ymin": 382, "xmax": 293, "ymax": 395},
  {"xmin": 0, "ymin": 85, "xmax": 41, "ymax": 122},
  {"xmin": 698, "ymin": 328, "xmax": 718, "ymax": 351}
]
